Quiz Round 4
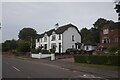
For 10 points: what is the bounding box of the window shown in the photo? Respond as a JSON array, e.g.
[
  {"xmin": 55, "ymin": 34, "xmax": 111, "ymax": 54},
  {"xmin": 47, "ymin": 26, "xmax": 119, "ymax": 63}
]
[
  {"xmin": 37, "ymin": 38, "xmax": 39, "ymax": 42},
  {"xmin": 115, "ymin": 38, "xmax": 118, "ymax": 42},
  {"xmin": 44, "ymin": 44, "xmax": 47, "ymax": 49},
  {"xmin": 72, "ymin": 45, "xmax": 74, "ymax": 48},
  {"xmin": 51, "ymin": 43, "xmax": 56, "ymax": 50},
  {"xmin": 51, "ymin": 35, "xmax": 56, "ymax": 41},
  {"xmin": 44, "ymin": 37, "xmax": 47, "ymax": 42},
  {"xmin": 102, "ymin": 37, "xmax": 110, "ymax": 43},
  {"xmin": 86, "ymin": 46, "xmax": 89, "ymax": 50},
  {"xmin": 72, "ymin": 35, "xmax": 74, "ymax": 41},
  {"xmin": 103, "ymin": 29, "xmax": 109, "ymax": 34},
  {"xmin": 59, "ymin": 34, "xmax": 61, "ymax": 40}
]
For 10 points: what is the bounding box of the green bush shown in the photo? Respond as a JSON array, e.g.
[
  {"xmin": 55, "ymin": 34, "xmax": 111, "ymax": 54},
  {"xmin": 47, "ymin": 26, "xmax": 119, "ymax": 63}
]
[
  {"xmin": 50, "ymin": 49, "xmax": 55, "ymax": 53},
  {"xmin": 31, "ymin": 49, "xmax": 38, "ymax": 54},
  {"xmin": 107, "ymin": 56, "xmax": 120, "ymax": 66},
  {"xmin": 115, "ymin": 50, "xmax": 120, "ymax": 56},
  {"xmin": 74, "ymin": 56, "xmax": 87, "ymax": 63},
  {"xmin": 17, "ymin": 40, "xmax": 30, "ymax": 52},
  {"xmin": 41, "ymin": 49, "xmax": 50, "ymax": 54},
  {"xmin": 74, "ymin": 55, "xmax": 120, "ymax": 66},
  {"xmin": 107, "ymin": 46, "xmax": 120, "ymax": 55}
]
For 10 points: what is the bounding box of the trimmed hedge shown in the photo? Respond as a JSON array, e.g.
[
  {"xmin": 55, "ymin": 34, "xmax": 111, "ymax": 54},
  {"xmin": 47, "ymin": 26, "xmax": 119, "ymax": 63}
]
[{"xmin": 74, "ymin": 55, "xmax": 120, "ymax": 66}]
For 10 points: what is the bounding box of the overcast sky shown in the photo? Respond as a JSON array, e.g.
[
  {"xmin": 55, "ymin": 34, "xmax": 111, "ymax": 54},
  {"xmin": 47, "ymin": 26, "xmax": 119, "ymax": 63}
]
[{"xmin": 2, "ymin": 2, "xmax": 118, "ymax": 42}]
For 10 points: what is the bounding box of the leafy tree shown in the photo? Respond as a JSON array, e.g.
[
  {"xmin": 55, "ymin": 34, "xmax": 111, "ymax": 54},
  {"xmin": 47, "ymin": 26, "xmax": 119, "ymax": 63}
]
[
  {"xmin": 18, "ymin": 28, "xmax": 37, "ymax": 41},
  {"xmin": 80, "ymin": 28, "xmax": 93, "ymax": 43},
  {"xmin": 17, "ymin": 40, "xmax": 31, "ymax": 53},
  {"xmin": 2, "ymin": 39, "xmax": 18, "ymax": 52},
  {"xmin": 18, "ymin": 28, "xmax": 37, "ymax": 49},
  {"xmin": 90, "ymin": 27, "xmax": 100, "ymax": 43},
  {"xmin": 93, "ymin": 18, "xmax": 114, "ymax": 29}
]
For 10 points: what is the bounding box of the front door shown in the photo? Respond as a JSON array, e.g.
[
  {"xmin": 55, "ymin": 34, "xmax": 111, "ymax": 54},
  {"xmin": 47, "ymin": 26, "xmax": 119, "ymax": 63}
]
[{"xmin": 59, "ymin": 43, "xmax": 61, "ymax": 53}]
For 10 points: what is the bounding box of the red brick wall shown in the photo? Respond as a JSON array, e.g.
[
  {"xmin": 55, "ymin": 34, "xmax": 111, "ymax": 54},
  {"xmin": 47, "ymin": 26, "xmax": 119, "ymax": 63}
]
[{"xmin": 99, "ymin": 26, "xmax": 120, "ymax": 48}]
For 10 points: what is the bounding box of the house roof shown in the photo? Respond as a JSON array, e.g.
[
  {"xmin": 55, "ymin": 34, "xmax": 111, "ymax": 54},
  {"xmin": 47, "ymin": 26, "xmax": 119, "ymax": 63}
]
[{"xmin": 36, "ymin": 24, "xmax": 81, "ymax": 38}]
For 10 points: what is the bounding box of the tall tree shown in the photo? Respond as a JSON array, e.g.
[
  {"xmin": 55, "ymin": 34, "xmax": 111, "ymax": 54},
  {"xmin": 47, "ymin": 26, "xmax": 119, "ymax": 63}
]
[
  {"xmin": 18, "ymin": 28, "xmax": 37, "ymax": 48},
  {"xmin": 18, "ymin": 28, "xmax": 37, "ymax": 41},
  {"xmin": 90, "ymin": 27, "xmax": 100, "ymax": 43},
  {"xmin": 2, "ymin": 39, "xmax": 18, "ymax": 52},
  {"xmin": 80, "ymin": 28, "xmax": 93, "ymax": 43},
  {"xmin": 93, "ymin": 18, "xmax": 114, "ymax": 29}
]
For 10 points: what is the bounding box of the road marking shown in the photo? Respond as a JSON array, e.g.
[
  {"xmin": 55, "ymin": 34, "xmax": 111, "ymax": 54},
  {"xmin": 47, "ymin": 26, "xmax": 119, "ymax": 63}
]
[
  {"xmin": 12, "ymin": 66, "xmax": 20, "ymax": 72},
  {"xmin": 74, "ymin": 74, "xmax": 102, "ymax": 78}
]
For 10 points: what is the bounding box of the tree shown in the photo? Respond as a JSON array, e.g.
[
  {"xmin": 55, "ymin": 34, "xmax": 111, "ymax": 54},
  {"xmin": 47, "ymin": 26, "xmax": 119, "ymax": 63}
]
[
  {"xmin": 80, "ymin": 28, "xmax": 92, "ymax": 43},
  {"xmin": 17, "ymin": 40, "xmax": 30, "ymax": 53},
  {"xmin": 90, "ymin": 27, "xmax": 100, "ymax": 43},
  {"xmin": 93, "ymin": 18, "xmax": 114, "ymax": 29},
  {"xmin": 2, "ymin": 39, "xmax": 18, "ymax": 52},
  {"xmin": 18, "ymin": 28, "xmax": 37, "ymax": 49},
  {"xmin": 18, "ymin": 28, "xmax": 37, "ymax": 41}
]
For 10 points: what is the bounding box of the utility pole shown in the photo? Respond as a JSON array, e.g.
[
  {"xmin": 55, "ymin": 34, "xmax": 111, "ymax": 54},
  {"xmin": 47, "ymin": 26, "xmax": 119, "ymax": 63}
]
[{"xmin": 114, "ymin": 0, "xmax": 120, "ymax": 22}]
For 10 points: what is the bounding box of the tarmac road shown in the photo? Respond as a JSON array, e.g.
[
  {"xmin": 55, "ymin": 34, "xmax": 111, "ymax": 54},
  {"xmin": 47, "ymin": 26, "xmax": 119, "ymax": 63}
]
[{"xmin": 2, "ymin": 56, "xmax": 103, "ymax": 79}]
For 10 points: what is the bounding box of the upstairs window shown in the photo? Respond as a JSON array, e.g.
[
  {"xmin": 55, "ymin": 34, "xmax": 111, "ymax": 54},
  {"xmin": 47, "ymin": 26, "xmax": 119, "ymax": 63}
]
[
  {"xmin": 72, "ymin": 35, "xmax": 74, "ymax": 41},
  {"xmin": 51, "ymin": 35, "xmax": 56, "ymax": 41},
  {"xmin": 59, "ymin": 34, "xmax": 61, "ymax": 40},
  {"xmin": 41, "ymin": 38, "xmax": 42, "ymax": 42},
  {"xmin": 44, "ymin": 37, "xmax": 47, "ymax": 42},
  {"xmin": 103, "ymin": 29, "xmax": 109, "ymax": 34}
]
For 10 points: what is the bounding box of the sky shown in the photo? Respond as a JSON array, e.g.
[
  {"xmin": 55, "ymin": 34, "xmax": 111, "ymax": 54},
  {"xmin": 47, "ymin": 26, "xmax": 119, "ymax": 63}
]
[{"xmin": 2, "ymin": 1, "xmax": 118, "ymax": 42}]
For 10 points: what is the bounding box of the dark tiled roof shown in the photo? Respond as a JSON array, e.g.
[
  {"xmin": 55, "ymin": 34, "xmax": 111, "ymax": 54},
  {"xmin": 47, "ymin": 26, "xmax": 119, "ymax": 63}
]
[
  {"xmin": 36, "ymin": 24, "xmax": 81, "ymax": 38},
  {"xmin": 36, "ymin": 33, "xmax": 44, "ymax": 38}
]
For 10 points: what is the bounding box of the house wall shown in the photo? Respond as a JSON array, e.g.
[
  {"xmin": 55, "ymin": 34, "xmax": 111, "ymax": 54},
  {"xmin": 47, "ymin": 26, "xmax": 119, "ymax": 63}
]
[
  {"xmin": 36, "ymin": 39, "xmax": 39, "ymax": 49},
  {"xmin": 36, "ymin": 26, "xmax": 81, "ymax": 53},
  {"xmin": 100, "ymin": 26, "xmax": 120, "ymax": 48},
  {"xmin": 83, "ymin": 45, "xmax": 96, "ymax": 51},
  {"xmin": 49, "ymin": 33, "xmax": 62, "ymax": 53},
  {"xmin": 62, "ymin": 27, "xmax": 81, "ymax": 52}
]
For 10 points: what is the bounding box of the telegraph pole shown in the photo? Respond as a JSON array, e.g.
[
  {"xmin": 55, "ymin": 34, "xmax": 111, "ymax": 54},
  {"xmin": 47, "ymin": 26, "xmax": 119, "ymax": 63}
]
[{"xmin": 114, "ymin": 0, "xmax": 120, "ymax": 22}]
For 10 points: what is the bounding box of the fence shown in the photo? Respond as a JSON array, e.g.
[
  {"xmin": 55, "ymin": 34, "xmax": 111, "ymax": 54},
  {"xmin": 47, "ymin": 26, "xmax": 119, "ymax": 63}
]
[{"xmin": 31, "ymin": 53, "xmax": 55, "ymax": 61}]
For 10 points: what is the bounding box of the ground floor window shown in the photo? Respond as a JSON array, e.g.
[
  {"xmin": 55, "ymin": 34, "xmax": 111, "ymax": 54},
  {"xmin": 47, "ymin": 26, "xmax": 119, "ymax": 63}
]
[
  {"xmin": 51, "ymin": 43, "xmax": 56, "ymax": 50},
  {"xmin": 44, "ymin": 44, "xmax": 47, "ymax": 49},
  {"xmin": 72, "ymin": 45, "xmax": 74, "ymax": 48}
]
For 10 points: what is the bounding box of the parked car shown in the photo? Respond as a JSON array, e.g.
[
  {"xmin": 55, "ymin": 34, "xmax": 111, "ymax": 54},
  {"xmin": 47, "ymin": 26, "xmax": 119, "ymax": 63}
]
[{"xmin": 66, "ymin": 48, "xmax": 80, "ymax": 54}]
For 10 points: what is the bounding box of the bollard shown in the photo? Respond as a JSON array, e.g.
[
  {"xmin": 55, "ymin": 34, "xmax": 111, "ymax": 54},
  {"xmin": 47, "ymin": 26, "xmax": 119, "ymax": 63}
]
[
  {"xmin": 51, "ymin": 53, "xmax": 55, "ymax": 61},
  {"xmin": 39, "ymin": 53, "xmax": 42, "ymax": 59}
]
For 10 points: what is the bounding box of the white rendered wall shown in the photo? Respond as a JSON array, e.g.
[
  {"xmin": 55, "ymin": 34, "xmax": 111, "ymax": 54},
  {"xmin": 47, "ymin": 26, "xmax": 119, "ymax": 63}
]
[{"xmin": 62, "ymin": 27, "xmax": 81, "ymax": 52}]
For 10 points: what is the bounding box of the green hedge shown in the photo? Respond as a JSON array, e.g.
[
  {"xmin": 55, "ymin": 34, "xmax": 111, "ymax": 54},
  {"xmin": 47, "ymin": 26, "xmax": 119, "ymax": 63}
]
[{"xmin": 74, "ymin": 55, "xmax": 120, "ymax": 66}]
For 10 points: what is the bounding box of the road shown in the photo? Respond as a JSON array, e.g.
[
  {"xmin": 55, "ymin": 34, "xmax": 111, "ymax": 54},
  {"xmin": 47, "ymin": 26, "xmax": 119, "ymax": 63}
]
[{"xmin": 2, "ymin": 56, "xmax": 105, "ymax": 78}]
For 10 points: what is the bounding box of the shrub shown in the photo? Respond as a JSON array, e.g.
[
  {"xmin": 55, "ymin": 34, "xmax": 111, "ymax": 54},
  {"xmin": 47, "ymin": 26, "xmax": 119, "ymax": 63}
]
[
  {"xmin": 115, "ymin": 50, "xmax": 120, "ymax": 56},
  {"xmin": 74, "ymin": 56, "xmax": 87, "ymax": 63},
  {"xmin": 17, "ymin": 40, "xmax": 30, "ymax": 53},
  {"xmin": 74, "ymin": 55, "xmax": 120, "ymax": 66},
  {"xmin": 41, "ymin": 49, "xmax": 50, "ymax": 54},
  {"xmin": 50, "ymin": 49, "xmax": 56, "ymax": 53},
  {"xmin": 31, "ymin": 49, "xmax": 38, "ymax": 54},
  {"xmin": 107, "ymin": 46, "xmax": 120, "ymax": 55}
]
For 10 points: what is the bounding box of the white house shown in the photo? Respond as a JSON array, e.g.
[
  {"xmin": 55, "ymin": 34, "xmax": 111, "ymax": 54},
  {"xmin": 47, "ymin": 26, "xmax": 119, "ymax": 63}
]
[
  {"xmin": 36, "ymin": 24, "xmax": 81, "ymax": 53},
  {"xmin": 82, "ymin": 43, "xmax": 97, "ymax": 52}
]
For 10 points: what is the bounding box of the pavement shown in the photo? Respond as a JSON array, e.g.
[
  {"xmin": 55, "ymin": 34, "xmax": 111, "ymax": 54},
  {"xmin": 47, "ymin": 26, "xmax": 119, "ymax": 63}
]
[{"xmin": 2, "ymin": 55, "xmax": 120, "ymax": 79}]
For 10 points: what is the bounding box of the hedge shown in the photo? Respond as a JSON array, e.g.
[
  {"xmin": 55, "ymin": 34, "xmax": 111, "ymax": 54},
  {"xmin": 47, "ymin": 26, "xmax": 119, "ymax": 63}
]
[{"xmin": 74, "ymin": 55, "xmax": 120, "ymax": 66}]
